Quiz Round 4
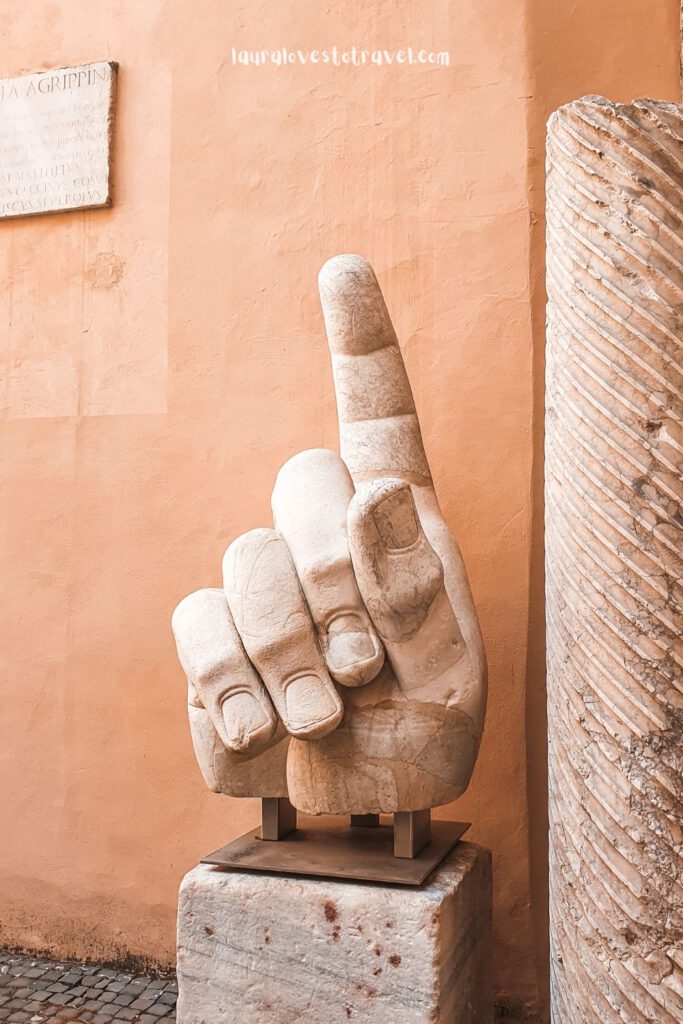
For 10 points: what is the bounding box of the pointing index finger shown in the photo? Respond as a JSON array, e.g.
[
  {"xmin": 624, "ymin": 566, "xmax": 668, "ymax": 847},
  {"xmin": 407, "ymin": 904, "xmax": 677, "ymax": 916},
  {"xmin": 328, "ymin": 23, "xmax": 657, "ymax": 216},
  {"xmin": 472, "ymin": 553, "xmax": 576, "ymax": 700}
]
[{"xmin": 318, "ymin": 254, "xmax": 432, "ymax": 486}]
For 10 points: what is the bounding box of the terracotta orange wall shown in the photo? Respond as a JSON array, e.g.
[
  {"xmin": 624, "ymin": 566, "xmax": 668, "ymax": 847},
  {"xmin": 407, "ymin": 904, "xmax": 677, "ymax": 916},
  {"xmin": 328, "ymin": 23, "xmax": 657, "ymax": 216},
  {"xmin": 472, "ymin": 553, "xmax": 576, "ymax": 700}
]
[{"xmin": 0, "ymin": 1, "xmax": 678, "ymax": 1017}]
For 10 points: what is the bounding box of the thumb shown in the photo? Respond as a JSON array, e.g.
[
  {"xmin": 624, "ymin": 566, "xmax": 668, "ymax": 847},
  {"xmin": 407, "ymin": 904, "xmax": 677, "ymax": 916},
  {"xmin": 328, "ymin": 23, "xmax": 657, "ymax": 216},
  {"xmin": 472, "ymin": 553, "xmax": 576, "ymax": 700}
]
[{"xmin": 347, "ymin": 478, "xmax": 465, "ymax": 692}]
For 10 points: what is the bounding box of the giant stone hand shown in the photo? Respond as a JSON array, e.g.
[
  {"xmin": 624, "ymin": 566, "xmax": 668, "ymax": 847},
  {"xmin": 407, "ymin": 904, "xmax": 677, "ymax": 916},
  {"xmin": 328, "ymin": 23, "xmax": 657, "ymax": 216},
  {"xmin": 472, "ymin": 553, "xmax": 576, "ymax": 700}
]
[{"xmin": 172, "ymin": 255, "xmax": 487, "ymax": 815}]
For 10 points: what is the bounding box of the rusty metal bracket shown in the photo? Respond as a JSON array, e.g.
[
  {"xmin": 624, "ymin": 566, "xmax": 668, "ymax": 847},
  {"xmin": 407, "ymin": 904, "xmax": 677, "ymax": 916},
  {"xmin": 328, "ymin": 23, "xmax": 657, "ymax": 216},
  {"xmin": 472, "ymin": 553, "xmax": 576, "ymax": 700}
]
[
  {"xmin": 202, "ymin": 806, "xmax": 468, "ymax": 886},
  {"xmin": 259, "ymin": 797, "xmax": 297, "ymax": 841}
]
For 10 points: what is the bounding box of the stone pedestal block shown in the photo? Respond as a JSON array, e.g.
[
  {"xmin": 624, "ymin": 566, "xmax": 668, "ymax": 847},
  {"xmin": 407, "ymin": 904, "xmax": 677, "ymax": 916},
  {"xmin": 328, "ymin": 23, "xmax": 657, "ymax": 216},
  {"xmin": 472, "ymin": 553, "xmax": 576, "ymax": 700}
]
[{"xmin": 176, "ymin": 842, "xmax": 492, "ymax": 1024}]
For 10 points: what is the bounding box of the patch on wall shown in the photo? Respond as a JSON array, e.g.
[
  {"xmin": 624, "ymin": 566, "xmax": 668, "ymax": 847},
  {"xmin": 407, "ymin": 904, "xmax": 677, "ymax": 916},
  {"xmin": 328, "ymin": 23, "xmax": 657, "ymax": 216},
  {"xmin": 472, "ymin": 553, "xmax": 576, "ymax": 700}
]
[{"xmin": 0, "ymin": 67, "xmax": 170, "ymax": 418}]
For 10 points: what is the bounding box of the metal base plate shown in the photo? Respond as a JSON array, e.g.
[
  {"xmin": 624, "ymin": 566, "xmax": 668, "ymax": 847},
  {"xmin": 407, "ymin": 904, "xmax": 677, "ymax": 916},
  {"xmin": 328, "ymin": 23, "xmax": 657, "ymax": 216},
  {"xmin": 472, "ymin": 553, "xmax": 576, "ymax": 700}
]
[{"xmin": 202, "ymin": 814, "xmax": 470, "ymax": 886}]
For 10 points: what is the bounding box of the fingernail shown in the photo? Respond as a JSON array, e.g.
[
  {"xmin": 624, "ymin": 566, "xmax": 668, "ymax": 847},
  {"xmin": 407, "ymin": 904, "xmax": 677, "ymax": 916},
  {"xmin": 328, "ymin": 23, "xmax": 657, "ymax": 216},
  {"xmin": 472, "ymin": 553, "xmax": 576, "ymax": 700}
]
[
  {"xmin": 284, "ymin": 675, "xmax": 343, "ymax": 737},
  {"xmin": 221, "ymin": 692, "xmax": 271, "ymax": 752},
  {"xmin": 328, "ymin": 630, "xmax": 376, "ymax": 670},
  {"xmin": 373, "ymin": 487, "xmax": 419, "ymax": 549}
]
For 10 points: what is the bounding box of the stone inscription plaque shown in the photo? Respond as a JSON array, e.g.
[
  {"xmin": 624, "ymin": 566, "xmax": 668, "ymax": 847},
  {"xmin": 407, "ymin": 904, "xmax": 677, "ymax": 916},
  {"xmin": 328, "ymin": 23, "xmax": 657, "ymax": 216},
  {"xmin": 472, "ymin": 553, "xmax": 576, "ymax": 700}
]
[{"xmin": 0, "ymin": 61, "xmax": 117, "ymax": 220}]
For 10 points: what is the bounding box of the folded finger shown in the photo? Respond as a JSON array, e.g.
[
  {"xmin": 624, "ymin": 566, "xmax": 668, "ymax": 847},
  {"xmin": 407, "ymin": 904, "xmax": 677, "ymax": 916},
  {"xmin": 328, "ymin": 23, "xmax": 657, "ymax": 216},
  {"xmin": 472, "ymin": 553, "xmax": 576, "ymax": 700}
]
[
  {"xmin": 187, "ymin": 703, "xmax": 289, "ymax": 798},
  {"xmin": 272, "ymin": 448, "xmax": 385, "ymax": 687},
  {"xmin": 347, "ymin": 479, "xmax": 467, "ymax": 698},
  {"xmin": 172, "ymin": 588, "xmax": 278, "ymax": 754},
  {"xmin": 223, "ymin": 529, "xmax": 344, "ymax": 739}
]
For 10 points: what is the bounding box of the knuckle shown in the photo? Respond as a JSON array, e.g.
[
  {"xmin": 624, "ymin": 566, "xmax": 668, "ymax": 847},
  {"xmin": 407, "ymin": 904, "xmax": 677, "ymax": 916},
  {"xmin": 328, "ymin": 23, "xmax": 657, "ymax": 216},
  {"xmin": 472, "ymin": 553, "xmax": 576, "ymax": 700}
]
[
  {"xmin": 298, "ymin": 554, "xmax": 350, "ymax": 595},
  {"xmin": 171, "ymin": 591, "xmax": 203, "ymax": 632},
  {"xmin": 191, "ymin": 650, "xmax": 240, "ymax": 691},
  {"xmin": 172, "ymin": 588, "xmax": 223, "ymax": 636},
  {"xmin": 245, "ymin": 618, "xmax": 313, "ymax": 664}
]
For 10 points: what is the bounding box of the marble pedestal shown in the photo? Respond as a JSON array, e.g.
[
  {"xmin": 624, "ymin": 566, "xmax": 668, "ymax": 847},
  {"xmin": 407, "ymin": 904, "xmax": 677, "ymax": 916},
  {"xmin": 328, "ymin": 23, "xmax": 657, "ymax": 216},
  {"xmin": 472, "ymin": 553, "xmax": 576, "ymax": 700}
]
[{"xmin": 177, "ymin": 841, "xmax": 492, "ymax": 1024}]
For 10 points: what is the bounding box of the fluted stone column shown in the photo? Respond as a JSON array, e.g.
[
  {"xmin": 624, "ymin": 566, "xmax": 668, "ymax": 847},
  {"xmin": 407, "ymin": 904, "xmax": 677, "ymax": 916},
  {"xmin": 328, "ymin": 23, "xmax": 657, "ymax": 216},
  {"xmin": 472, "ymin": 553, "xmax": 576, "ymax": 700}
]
[{"xmin": 546, "ymin": 96, "xmax": 683, "ymax": 1023}]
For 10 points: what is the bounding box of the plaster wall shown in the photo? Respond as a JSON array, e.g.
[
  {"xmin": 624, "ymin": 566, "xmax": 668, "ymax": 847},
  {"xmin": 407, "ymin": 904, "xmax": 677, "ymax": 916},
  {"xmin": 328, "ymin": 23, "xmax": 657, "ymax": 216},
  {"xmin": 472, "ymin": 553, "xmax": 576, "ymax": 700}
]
[{"xmin": 0, "ymin": 1, "xmax": 679, "ymax": 1017}]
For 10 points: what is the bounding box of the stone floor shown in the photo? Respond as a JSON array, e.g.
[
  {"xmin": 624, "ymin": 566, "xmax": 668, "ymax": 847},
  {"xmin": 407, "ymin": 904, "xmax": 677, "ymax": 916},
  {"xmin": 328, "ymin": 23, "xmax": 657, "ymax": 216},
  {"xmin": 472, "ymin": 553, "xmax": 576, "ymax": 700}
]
[{"xmin": 0, "ymin": 952, "xmax": 176, "ymax": 1023}]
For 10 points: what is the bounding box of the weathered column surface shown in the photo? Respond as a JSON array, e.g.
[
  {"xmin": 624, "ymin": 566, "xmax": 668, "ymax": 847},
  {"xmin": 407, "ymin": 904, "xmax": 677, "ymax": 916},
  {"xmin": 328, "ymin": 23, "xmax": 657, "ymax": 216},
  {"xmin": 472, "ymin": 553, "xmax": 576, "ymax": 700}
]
[
  {"xmin": 546, "ymin": 95, "xmax": 682, "ymax": 1022},
  {"xmin": 177, "ymin": 843, "xmax": 492, "ymax": 1024}
]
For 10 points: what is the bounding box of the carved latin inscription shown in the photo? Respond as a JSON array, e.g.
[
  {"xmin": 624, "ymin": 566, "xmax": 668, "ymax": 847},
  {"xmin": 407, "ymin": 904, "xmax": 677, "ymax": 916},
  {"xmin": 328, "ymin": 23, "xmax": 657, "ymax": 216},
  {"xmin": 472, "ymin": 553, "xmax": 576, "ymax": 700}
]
[{"xmin": 0, "ymin": 61, "xmax": 117, "ymax": 219}]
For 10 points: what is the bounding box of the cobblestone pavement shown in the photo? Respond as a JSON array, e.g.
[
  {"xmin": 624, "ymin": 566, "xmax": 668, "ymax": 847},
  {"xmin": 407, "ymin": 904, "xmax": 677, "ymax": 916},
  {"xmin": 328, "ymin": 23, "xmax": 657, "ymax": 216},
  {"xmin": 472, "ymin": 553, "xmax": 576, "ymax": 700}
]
[{"xmin": 0, "ymin": 951, "xmax": 176, "ymax": 1023}]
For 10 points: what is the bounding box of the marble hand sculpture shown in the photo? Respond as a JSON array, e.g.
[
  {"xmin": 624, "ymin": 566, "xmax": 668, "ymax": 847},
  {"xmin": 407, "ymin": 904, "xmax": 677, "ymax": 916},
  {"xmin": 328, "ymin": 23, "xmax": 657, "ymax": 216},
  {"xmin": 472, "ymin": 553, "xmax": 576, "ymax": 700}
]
[{"xmin": 172, "ymin": 255, "xmax": 487, "ymax": 815}]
